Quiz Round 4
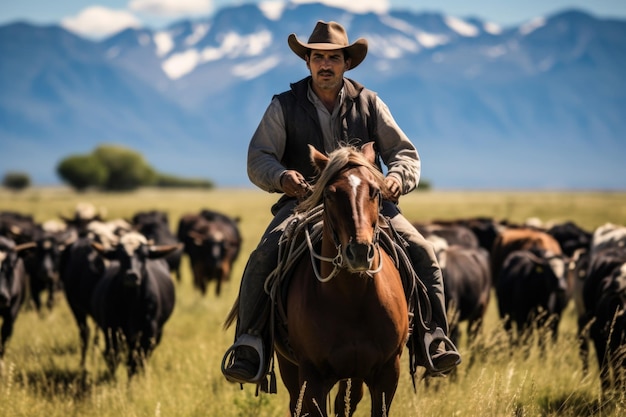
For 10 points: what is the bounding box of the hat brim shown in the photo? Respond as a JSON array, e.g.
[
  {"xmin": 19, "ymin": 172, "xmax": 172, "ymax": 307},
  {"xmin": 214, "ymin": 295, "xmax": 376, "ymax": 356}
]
[{"xmin": 288, "ymin": 34, "xmax": 368, "ymax": 70}]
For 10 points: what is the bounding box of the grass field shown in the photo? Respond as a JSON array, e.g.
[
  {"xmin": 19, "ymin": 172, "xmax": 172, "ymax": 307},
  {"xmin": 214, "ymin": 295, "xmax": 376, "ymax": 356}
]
[{"xmin": 1, "ymin": 187, "xmax": 625, "ymax": 417}]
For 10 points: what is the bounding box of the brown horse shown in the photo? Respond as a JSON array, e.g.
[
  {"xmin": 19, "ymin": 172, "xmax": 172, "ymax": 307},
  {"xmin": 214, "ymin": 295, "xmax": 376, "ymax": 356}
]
[{"xmin": 274, "ymin": 143, "xmax": 410, "ymax": 417}]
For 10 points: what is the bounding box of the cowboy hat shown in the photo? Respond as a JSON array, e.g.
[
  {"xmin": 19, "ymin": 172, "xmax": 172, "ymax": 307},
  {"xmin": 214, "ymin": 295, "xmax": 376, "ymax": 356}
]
[{"xmin": 288, "ymin": 21, "xmax": 368, "ymax": 70}]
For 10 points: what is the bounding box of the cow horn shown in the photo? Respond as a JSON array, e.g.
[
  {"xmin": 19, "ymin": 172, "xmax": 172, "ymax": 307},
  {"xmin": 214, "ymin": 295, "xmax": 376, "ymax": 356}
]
[{"xmin": 15, "ymin": 241, "xmax": 37, "ymax": 252}]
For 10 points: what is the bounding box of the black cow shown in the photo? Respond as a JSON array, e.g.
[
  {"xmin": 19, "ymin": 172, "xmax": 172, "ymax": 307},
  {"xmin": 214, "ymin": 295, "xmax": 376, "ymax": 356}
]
[
  {"xmin": 90, "ymin": 232, "xmax": 178, "ymax": 377},
  {"xmin": 59, "ymin": 234, "xmax": 107, "ymax": 368},
  {"xmin": 440, "ymin": 245, "xmax": 492, "ymax": 348},
  {"xmin": 61, "ymin": 202, "xmax": 104, "ymax": 237},
  {"xmin": 579, "ymin": 246, "xmax": 626, "ymax": 392},
  {"xmin": 456, "ymin": 217, "xmax": 506, "ymax": 253},
  {"xmin": 496, "ymin": 247, "xmax": 569, "ymax": 345},
  {"xmin": 491, "ymin": 227, "xmax": 563, "ymax": 288},
  {"xmin": 414, "ymin": 222, "xmax": 479, "ymax": 248},
  {"xmin": 0, "ymin": 236, "xmax": 34, "ymax": 359},
  {"xmin": 589, "ymin": 272, "xmax": 626, "ymax": 395},
  {"xmin": 132, "ymin": 210, "xmax": 182, "ymax": 280},
  {"xmin": 547, "ymin": 221, "xmax": 592, "ymax": 258},
  {"xmin": 177, "ymin": 210, "xmax": 241, "ymax": 296},
  {"xmin": 0, "ymin": 210, "xmax": 37, "ymax": 245},
  {"xmin": 22, "ymin": 224, "xmax": 72, "ymax": 312}
]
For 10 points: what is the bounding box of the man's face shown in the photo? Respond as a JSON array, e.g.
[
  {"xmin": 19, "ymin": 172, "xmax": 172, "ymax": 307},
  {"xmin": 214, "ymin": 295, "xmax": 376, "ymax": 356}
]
[{"xmin": 306, "ymin": 49, "xmax": 351, "ymax": 91}]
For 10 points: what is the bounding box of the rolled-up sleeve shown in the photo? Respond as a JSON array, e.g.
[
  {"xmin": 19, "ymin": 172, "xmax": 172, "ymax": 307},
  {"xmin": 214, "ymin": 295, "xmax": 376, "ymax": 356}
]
[
  {"xmin": 247, "ymin": 98, "xmax": 288, "ymax": 193},
  {"xmin": 375, "ymin": 96, "xmax": 421, "ymax": 194}
]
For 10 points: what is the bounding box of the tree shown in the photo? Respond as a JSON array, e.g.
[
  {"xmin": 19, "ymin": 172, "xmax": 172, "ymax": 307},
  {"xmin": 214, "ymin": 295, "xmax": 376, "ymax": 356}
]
[
  {"xmin": 2, "ymin": 171, "xmax": 31, "ymax": 191},
  {"xmin": 56, "ymin": 144, "xmax": 212, "ymax": 192},
  {"xmin": 93, "ymin": 145, "xmax": 156, "ymax": 191},
  {"xmin": 57, "ymin": 155, "xmax": 107, "ymax": 191}
]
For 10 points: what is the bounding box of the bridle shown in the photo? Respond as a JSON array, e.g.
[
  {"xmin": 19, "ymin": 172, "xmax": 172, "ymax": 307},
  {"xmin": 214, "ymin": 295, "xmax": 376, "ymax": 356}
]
[{"xmin": 303, "ymin": 183, "xmax": 384, "ymax": 283}]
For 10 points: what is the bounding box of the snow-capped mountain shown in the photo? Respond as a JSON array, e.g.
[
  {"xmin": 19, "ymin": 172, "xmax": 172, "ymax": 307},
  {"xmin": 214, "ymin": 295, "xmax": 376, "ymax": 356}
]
[{"xmin": 1, "ymin": 2, "xmax": 625, "ymax": 189}]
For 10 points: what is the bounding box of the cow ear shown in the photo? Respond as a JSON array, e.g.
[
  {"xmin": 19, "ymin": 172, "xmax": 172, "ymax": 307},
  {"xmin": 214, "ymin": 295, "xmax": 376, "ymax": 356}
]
[{"xmin": 148, "ymin": 243, "xmax": 182, "ymax": 259}]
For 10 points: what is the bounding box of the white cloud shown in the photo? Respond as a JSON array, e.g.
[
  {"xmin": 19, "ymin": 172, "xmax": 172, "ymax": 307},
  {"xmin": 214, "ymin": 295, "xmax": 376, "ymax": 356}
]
[
  {"xmin": 259, "ymin": 1, "xmax": 286, "ymax": 20},
  {"xmin": 290, "ymin": 0, "xmax": 388, "ymax": 14},
  {"xmin": 129, "ymin": 0, "xmax": 212, "ymax": 17},
  {"xmin": 61, "ymin": 6, "xmax": 141, "ymax": 38}
]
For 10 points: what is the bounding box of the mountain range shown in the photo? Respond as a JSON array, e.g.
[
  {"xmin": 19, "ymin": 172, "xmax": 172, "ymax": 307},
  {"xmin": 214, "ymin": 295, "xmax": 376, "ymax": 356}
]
[{"xmin": 1, "ymin": 2, "xmax": 625, "ymax": 190}]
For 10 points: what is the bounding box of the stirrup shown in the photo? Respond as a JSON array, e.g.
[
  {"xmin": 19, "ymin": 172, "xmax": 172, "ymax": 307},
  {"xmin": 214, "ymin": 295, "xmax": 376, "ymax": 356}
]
[
  {"xmin": 422, "ymin": 327, "xmax": 461, "ymax": 375},
  {"xmin": 221, "ymin": 334, "xmax": 266, "ymax": 384}
]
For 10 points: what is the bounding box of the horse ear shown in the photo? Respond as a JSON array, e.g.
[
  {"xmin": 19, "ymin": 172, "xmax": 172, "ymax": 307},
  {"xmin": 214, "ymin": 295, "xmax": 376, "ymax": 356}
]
[
  {"xmin": 360, "ymin": 142, "xmax": 376, "ymax": 164},
  {"xmin": 309, "ymin": 145, "xmax": 328, "ymax": 172}
]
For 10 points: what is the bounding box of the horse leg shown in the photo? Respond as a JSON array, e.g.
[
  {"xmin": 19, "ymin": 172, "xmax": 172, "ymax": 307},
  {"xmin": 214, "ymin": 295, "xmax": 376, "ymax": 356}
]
[
  {"xmin": 334, "ymin": 378, "xmax": 364, "ymax": 417},
  {"xmin": 367, "ymin": 358, "xmax": 401, "ymax": 417},
  {"xmin": 276, "ymin": 353, "xmax": 303, "ymax": 415},
  {"xmin": 298, "ymin": 362, "xmax": 331, "ymax": 417}
]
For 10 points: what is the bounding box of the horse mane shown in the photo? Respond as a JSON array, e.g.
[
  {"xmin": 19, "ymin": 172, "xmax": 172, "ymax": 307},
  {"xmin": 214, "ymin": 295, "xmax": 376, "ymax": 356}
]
[{"xmin": 296, "ymin": 145, "xmax": 388, "ymax": 213}]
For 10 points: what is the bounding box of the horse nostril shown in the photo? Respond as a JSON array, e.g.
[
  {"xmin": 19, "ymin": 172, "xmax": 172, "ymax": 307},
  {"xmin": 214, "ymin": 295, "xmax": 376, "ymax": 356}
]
[
  {"xmin": 367, "ymin": 244, "xmax": 375, "ymax": 262},
  {"xmin": 345, "ymin": 242, "xmax": 374, "ymax": 271}
]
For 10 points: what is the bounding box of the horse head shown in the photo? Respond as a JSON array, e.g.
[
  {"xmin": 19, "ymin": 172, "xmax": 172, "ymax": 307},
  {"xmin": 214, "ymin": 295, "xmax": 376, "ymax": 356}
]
[{"xmin": 301, "ymin": 142, "xmax": 389, "ymax": 274}]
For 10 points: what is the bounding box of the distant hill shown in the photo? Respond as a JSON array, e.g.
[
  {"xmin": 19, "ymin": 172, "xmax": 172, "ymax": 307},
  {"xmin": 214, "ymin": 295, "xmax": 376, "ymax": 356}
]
[{"xmin": 1, "ymin": 3, "xmax": 625, "ymax": 189}]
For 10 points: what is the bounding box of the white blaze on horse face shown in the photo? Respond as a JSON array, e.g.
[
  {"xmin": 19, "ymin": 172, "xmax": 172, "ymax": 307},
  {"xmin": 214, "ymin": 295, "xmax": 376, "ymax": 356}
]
[{"xmin": 348, "ymin": 174, "xmax": 361, "ymax": 197}]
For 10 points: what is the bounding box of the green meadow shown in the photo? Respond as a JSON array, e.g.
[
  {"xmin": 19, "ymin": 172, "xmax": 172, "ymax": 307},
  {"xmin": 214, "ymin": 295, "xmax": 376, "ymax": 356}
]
[{"xmin": 0, "ymin": 188, "xmax": 625, "ymax": 417}]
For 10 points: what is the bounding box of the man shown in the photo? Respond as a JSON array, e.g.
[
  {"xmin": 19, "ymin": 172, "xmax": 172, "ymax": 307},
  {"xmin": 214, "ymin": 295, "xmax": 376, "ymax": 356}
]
[{"xmin": 222, "ymin": 20, "xmax": 460, "ymax": 385}]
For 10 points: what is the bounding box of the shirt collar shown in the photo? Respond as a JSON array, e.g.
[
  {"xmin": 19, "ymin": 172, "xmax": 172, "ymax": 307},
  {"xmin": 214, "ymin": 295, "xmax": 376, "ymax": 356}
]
[{"xmin": 307, "ymin": 80, "xmax": 345, "ymax": 110}]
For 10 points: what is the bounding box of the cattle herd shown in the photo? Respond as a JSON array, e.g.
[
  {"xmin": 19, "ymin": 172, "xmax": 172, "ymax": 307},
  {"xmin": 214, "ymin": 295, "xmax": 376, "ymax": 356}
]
[
  {"xmin": 414, "ymin": 217, "xmax": 625, "ymax": 393},
  {"xmin": 0, "ymin": 205, "xmax": 625, "ymax": 394},
  {"xmin": 0, "ymin": 203, "xmax": 241, "ymax": 378}
]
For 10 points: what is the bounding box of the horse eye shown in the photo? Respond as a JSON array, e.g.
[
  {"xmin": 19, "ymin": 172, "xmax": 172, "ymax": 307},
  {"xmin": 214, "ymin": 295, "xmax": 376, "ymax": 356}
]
[
  {"xmin": 370, "ymin": 188, "xmax": 380, "ymax": 201},
  {"xmin": 324, "ymin": 186, "xmax": 337, "ymax": 201}
]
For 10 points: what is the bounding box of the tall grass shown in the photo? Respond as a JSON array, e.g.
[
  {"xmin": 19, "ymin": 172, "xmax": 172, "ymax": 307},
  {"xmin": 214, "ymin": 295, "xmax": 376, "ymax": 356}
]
[{"xmin": 0, "ymin": 188, "xmax": 625, "ymax": 416}]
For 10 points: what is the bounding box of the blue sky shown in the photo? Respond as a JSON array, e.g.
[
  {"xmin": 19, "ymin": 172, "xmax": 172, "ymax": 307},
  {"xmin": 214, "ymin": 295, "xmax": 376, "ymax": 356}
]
[{"xmin": 2, "ymin": 0, "xmax": 626, "ymax": 38}]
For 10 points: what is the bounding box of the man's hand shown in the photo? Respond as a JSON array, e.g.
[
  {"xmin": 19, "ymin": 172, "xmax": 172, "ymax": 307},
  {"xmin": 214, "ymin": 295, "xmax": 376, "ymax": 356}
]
[
  {"xmin": 280, "ymin": 170, "xmax": 311, "ymax": 199},
  {"xmin": 385, "ymin": 176, "xmax": 401, "ymax": 203}
]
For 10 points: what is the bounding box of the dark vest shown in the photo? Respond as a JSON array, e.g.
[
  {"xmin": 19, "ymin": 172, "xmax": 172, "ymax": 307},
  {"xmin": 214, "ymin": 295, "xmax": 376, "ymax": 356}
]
[{"xmin": 275, "ymin": 77, "xmax": 379, "ymax": 183}]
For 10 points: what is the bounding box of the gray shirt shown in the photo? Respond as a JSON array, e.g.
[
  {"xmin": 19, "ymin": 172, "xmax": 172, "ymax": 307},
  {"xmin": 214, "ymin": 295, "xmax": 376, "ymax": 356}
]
[{"xmin": 247, "ymin": 81, "xmax": 421, "ymax": 195}]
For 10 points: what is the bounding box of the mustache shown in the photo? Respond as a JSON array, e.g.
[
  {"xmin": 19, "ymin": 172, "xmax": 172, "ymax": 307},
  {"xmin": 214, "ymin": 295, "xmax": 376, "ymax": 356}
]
[{"xmin": 317, "ymin": 70, "xmax": 334, "ymax": 77}]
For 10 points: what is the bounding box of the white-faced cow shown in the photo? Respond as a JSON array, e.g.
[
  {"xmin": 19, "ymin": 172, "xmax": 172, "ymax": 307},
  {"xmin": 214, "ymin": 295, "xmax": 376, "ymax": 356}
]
[
  {"xmin": 90, "ymin": 232, "xmax": 178, "ymax": 377},
  {"xmin": 0, "ymin": 236, "xmax": 35, "ymax": 360}
]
